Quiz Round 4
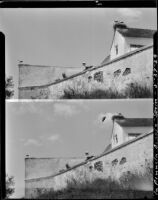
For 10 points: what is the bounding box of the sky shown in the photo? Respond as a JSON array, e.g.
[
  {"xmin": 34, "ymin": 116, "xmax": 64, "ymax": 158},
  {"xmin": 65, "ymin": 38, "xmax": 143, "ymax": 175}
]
[
  {"xmin": 6, "ymin": 99, "xmax": 153, "ymax": 198},
  {"xmin": 0, "ymin": 8, "xmax": 157, "ymax": 98}
]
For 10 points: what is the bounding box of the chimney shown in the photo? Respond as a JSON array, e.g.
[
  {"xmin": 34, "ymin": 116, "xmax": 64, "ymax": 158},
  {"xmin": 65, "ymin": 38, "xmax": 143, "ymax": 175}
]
[
  {"xmin": 113, "ymin": 21, "xmax": 127, "ymax": 30},
  {"xmin": 112, "ymin": 113, "xmax": 125, "ymax": 121}
]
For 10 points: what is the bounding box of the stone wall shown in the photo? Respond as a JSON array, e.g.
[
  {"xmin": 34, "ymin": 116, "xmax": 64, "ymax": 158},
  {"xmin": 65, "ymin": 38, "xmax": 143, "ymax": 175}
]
[
  {"xmin": 25, "ymin": 132, "xmax": 153, "ymax": 198},
  {"xmin": 19, "ymin": 45, "xmax": 153, "ymax": 99},
  {"xmin": 25, "ymin": 157, "xmax": 84, "ymax": 180},
  {"xmin": 19, "ymin": 64, "xmax": 82, "ymax": 88}
]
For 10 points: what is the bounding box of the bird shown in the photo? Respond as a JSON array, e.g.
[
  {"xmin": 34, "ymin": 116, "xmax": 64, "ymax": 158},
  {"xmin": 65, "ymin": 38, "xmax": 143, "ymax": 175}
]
[{"xmin": 102, "ymin": 116, "xmax": 106, "ymax": 122}]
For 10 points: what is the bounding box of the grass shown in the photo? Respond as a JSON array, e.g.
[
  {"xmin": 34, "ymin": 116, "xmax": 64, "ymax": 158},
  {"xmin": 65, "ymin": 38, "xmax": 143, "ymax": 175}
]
[
  {"xmin": 60, "ymin": 82, "xmax": 153, "ymax": 99},
  {"xmin": 36, "ymin": 176, "xmax": 153, "ymax": 199}
]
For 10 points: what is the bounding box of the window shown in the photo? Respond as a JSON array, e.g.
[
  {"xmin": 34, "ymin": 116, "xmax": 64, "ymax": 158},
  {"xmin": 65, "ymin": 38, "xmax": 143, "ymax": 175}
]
[
  {"xmin": 115, "ymin": 45, "xmax": 118, "ymax": 55},
  {"xmin": 94, "ymin": 161, "xmax": 103, "ymax": 172},
  {"xmin": 112, "ymin": 159, "xmax": 118, "ymax": 166},
  {"xmin": 130, "ymin": 44, "xmax": 144, "ymax": 51},
  {"xmin": 122, "ymin": 68, "xmax": 131, "ymax": 76},
  {"xmin": 113, "ymin": 134, "xmax": 118, "ymax": 144},
  {"xmin": 128, "ymin": 133, "xmax": 141, "ymax": 140},
  {"xmin": 114, "ymin": 69, "xmax": 121, "ymax": 77},
  {"xmin": 94, "ymin": 71, "xmax": 103, "ymax": 82},
  {"xmin": 88, "ymin": 76, "xmax": 92, "ymax": 82},
  {"xmin": 119, "ymin": 157, "xmax": 127, "ymax": 165}
]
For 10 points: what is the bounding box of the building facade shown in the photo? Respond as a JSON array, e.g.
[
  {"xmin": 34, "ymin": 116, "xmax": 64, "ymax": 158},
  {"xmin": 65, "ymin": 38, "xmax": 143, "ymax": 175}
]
[
  {"xmin": 111, "ymin": 117, "xmax": 153, "ymax": 148},
  {"xmin": 101, "ymin": 21, "xmax": 155, "ymax": 64}
]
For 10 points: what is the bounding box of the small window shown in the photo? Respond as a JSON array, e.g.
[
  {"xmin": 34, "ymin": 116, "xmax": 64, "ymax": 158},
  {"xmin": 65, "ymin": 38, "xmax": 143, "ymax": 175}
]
[
  {"xmin": 115, "ymin": 45, "xmax": 118, "ymax": 55},
  {"xmin": 113, "ymin": 134, "xmax": 118, "ymax": 144},
  {"xmin": 130, "ymin": 44, "xmax": 144, "ymax": 51},
  {"xmin": 122, "ymin": 68, "xmax": 131, "ymax": 76},
  {"xmin": 114, "ymin": 69, "xmax": 121, "ymax": 77},
  {"xmin": 94, "ymin": 161, "xmax": 103, "ymax": 172},
  {"xmin": 119, "ymin": 157, "xmax": 127, "ymax": 165},
  {"xmin": 89, "ymin": 166, "xmax": 93, "ymax": 171},
  {"xmin": 94, "ymin": 71, "xmax": 103, "ymax": 83},
  {"xmin": 112, "ymin": 159, "xmax": 118, "ymax": 166},
  {"xmin": 88, "ymin": 76, "xmax": 92, "ymax": 82},
  {"xmin": 128, "ymin": 133, "xmax": 141, "ymax": 140}
]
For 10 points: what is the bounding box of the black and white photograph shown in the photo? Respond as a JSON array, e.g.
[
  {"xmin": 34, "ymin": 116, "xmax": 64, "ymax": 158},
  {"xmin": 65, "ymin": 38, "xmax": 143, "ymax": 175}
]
[
  {"xmin": 6, "ymin": 100, "xmax": 153, "ymax": 198},
  {"xmin": 1, "ymin": 2, "xmax": 157, "ymax": 200},
  {"xmin": 1, "ymin": 7, "xmax": 156, "ymax": 99}
]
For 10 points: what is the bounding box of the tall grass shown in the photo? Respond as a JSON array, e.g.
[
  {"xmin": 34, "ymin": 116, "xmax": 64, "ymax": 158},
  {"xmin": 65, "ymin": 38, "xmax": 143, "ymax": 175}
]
[
  {"xmin": 60, "ymin": 82, "xmax": 153, "ymax": 99},
  {"xmin": 36, "ymin": 174, "xmax": 153, "ymax": 199}
]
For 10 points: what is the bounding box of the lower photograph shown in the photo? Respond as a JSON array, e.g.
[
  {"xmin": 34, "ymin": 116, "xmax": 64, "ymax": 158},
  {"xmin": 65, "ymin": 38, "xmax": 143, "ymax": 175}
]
[{"xmin": 6, "ymin": 99, "xmax": 153, "ymax": 199}]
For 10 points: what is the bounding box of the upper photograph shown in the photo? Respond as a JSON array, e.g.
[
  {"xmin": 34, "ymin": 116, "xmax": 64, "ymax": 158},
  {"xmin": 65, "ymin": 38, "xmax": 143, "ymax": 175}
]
[{"xmin": 2, "ymin": 8, "xmax": 157, "ymax": 99}]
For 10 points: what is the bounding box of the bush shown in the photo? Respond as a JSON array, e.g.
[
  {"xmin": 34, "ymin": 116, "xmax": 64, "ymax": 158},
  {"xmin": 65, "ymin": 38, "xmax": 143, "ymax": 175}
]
[
  {"xmin": 6, "ymin": 174, "xmax": 15, "ymax": 198},
  {"xmin": 60, "ymin": 82, "xmax": 152, "ymax": 99},
  {"xmin": 36, "ymin": 176, "xmax": 153, "ymax": 199}
]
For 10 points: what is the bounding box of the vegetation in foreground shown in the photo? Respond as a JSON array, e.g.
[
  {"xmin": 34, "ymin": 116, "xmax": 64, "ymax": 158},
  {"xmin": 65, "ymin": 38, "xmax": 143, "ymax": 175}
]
[
  {"xmin": 61, "ymin": 82, "xmax": 153, "ymax": 99},
  {"xmin": 36, "ymin": 177, "xmax": 153, "ymax": 199},
  {"xmin": 6, "ymin": 174, "xmax": 15, "ymax": 198},
  {"xmin": 5, "ymin": 76, "xmax": 14, "ymax": 99}
]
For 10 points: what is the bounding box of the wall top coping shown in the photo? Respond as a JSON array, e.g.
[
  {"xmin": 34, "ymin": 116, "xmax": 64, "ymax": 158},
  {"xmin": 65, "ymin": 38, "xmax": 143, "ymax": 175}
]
[
  {"xmin": 25, "ymin": 157, "xmax": 84, "ymax": 160},
  {"xmin": 19, "ymin": 45, "xmax": 153, "ymax": 90},
  {"xmin": 19, "ymin": 64, "xmax": 82, "ymax": 69},
  {"xmin": 25, "ymin": 131, "xmax": 153, "ymax": 182}
]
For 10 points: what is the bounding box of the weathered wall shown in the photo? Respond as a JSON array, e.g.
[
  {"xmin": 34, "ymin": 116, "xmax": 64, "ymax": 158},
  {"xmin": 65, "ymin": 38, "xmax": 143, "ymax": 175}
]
[
  {"xmin": 112, "ymin": 122, "xmax": 153, "ymax": 148},
  {"xmin": 19, "ymin": 45, "xmax": 153, "ymax": 99},
  {"xmin": 25, "ymin": 132, "xmax": 153, "ymax": 198},
  {"xmin": 19, "ymin": 64, "xmax": 82, "ymax": 87},
  {"xmin": 25, "ymin": 157, "xmax": 84, "ymax": 180},
  {"xmin": 110, "ymin": 31, "xmax": 126, "ymax": 59},
  {"xmin": 125, "ymin": 37, "xmax": 153, "ymax": 53}
]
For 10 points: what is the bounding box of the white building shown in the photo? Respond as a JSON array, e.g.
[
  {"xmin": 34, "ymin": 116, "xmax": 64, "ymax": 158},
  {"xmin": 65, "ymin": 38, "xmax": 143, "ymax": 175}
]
[
  {"xmin": 101, "ymin": 21, "xmax": 155, "ymax": 64},
  {"xmin": 111, "ymin": 116, "xmax": 153, "ymax": 148}
]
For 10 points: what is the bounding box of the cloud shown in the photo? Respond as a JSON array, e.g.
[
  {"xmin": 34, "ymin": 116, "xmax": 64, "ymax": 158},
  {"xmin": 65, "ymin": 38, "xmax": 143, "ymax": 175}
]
[
  {"xmin": 47, "ymin": 134, "xmax": 60, "ymax": 142},
  {"xmin": 24, "ymin": 138, "xmax": 42, "ymax": 146},
  {"xmin": 117, "ymin": 8, "xmax": 142, "ymax": 19},
  {"xmin": 10, "ymin": 102, "xmax": 43, "ymax": 115},
  {"xmin": 53, "ymin": 103, "xmax": 79, "ymax": 116}
]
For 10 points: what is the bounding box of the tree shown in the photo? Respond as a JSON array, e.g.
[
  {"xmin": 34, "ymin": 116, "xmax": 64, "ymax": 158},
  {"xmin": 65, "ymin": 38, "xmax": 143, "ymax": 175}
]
[
  {"xmin": 6, "ymin": 174, "xmax": 15, "ymax": 198},
  {"xmin": 5, "ymin": 76, "xmax": 14, "ymax": 99}
]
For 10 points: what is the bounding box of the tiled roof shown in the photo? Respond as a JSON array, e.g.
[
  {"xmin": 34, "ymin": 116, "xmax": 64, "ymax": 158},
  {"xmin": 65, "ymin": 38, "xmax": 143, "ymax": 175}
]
[
  {"xmin": 115, "ymin": 118, "xmax": 153, "ymax": 127},
  {"xmin": 117, "ymin": 28, "xmax": 156, "ymax": 38}
]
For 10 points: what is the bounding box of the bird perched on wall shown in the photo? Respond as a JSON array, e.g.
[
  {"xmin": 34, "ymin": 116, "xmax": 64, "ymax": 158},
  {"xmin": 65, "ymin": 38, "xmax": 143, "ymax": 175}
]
[
  {"xmin": 26, "ymin": 155, "xmax": 29, "ymax": 158},
  {"xmin": 18, "ymin": 60, "xmax": 23, "ymax": 63}
]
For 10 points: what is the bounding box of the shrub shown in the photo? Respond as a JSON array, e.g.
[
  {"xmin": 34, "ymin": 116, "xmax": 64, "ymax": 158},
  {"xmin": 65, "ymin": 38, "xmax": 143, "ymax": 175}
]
[
  {"xmin": 60, "ymin": 83, "xmax": 152, "ymax": 99},
  {"xmin": 6, "ymin": 174, "xmax": 15, "ymax": 198},
  {"xmin": 36, "ymin": 176, "xmax": 153, "ymax": 199}
]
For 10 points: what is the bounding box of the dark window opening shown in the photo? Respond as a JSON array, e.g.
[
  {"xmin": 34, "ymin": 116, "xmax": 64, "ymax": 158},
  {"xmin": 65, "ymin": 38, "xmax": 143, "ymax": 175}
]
[
  {"xmin": 122, "ymin": 68, "xmax": 131, "ymax": 76},
  {"xmin": 128, "ymin": 133, "xmax": 141, "ymax": 139},
  {"xmin": 113, "ymin": 134, "xmax": 118, "ymax": 144},
  {"xmin": 114, "ymin": 69, "xmax": 121, "ymax": 77},
  {"xmin": 112, "ymin": 159, "xmax": 118, "ymax": 166},
  {"xmin": 119, "ymin": 157, "xmax": 127, "ymax": 165},
  {"xmin": 94, "ymin": 161, "xmax": 103, "ymax": 172},
  {"xmin": 94, "ymin": 71, "xmax": 103, "ymax": 82},
  {"xmin": 130, "ymin": 44, "xmax": 144, "ymax": 49},
  {"xmin": 89, "ymin": 166, "xmax": 93, "ymax": 171},
  {"xmin": 88, "ymin": 76, "xmax": 92, "ymax": 82},
  {"xmin": 115, "ymin": 45, "xmax": 118, "ymax": 55}
]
